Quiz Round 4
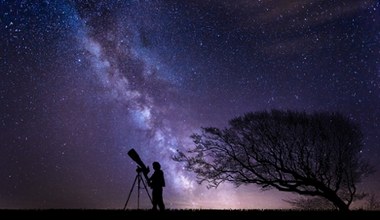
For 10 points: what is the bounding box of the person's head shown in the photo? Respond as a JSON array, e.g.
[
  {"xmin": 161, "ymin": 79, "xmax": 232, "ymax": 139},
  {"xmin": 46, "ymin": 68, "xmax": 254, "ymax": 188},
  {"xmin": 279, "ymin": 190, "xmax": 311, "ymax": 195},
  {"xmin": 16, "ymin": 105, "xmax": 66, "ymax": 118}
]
[{"xmin": 152, "ymin": 161, "xmax": 161, "ymax": 171}]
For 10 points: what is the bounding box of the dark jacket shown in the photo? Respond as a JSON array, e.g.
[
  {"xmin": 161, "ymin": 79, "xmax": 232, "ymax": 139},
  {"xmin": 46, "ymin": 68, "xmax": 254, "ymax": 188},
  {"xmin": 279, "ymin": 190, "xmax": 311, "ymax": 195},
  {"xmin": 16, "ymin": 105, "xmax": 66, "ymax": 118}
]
[{"xmin": 150, "ymin": 170, "xmax": 165, "ymax": 189}]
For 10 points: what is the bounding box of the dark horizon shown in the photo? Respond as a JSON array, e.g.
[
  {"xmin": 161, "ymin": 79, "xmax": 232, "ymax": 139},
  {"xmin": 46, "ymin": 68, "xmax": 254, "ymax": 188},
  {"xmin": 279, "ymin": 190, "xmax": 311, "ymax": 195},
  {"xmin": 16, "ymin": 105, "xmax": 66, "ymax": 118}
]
[{"xmin": 1, "ymin": 209, "xmax": 380, "ymax": 218}]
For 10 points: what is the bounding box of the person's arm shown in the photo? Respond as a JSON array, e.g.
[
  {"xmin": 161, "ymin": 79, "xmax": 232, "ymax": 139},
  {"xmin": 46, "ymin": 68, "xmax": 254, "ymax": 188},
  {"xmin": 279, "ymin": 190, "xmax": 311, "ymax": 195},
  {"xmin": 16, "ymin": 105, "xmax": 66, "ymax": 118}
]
[{"xmin": 148, "ymin": 173, "xmax": 153, "ymax": 187}]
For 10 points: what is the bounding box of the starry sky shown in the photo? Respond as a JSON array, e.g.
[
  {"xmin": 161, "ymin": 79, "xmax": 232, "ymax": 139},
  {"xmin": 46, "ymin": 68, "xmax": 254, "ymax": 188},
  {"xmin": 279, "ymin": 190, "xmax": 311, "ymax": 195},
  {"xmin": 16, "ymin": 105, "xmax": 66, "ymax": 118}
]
[{"xmin": 1, "ymin": 0, "xmax": 379, "ymax": 209}]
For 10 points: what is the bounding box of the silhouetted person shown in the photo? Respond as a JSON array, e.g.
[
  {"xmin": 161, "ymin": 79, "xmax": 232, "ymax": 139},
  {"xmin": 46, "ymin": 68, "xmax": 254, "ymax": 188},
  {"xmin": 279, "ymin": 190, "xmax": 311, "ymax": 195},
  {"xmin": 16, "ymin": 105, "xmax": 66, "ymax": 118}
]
[{"xmin": 148, "ymin": 161, "xmax": 165, "ymax": 211}]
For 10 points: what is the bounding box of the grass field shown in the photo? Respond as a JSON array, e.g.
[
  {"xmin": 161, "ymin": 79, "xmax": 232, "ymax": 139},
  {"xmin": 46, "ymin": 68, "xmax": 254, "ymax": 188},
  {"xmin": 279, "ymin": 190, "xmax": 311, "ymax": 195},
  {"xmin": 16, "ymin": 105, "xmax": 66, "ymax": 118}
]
[{"xmin": 1, "ymin": 209, "xmax": 379, "ymax": 218}]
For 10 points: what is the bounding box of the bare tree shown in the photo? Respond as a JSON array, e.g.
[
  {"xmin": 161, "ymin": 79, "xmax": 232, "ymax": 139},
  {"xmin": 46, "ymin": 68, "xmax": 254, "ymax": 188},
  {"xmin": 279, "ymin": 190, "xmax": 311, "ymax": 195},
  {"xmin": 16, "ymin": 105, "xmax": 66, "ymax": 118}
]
[{"xmin": 174, "ymin": 110, "xmax": 374, "ymax": 211}]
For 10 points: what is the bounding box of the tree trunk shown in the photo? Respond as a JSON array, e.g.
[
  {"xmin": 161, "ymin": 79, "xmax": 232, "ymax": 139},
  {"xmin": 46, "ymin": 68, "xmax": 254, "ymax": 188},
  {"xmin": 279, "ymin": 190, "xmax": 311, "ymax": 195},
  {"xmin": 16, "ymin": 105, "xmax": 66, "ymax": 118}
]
[
  {"xmin": 334, "ymin": 200, "xmax": 349, "ymax": 212},
  {"xmin": 326, "ymin": 193, "xmax": 350, "ymax": 212}
]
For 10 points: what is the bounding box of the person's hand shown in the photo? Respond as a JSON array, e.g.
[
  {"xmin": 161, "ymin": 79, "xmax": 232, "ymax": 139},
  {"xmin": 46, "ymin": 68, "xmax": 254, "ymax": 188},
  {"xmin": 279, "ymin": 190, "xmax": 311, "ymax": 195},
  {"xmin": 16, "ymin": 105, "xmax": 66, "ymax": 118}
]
[{"xmin": 144, "ymin": 166, "xmax": 150, "ymax": 175}]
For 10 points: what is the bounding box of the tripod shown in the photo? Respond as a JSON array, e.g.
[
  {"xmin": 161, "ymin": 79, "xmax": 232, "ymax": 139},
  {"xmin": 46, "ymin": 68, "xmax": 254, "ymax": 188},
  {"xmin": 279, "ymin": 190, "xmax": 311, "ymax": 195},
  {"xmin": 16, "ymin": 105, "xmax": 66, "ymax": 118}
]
[{"xmin": 123, "ymin": 168, "xmax": 152, "ymax": 210}]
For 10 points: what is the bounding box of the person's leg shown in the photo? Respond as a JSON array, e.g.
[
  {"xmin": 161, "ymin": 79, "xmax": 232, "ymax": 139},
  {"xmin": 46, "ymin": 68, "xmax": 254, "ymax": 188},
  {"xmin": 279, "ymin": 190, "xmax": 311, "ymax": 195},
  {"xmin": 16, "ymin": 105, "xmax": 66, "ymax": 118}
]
[
  {"xmin": 152, "ymin": 189, "xmax": 158, "ymax": 210},
  {"xmin": 157, "ymin": 188, "xmax": 165, "ymax": 211},
  {"xmin": 158, "ymin": 198, "xmax": 165, "ymax": 211}
]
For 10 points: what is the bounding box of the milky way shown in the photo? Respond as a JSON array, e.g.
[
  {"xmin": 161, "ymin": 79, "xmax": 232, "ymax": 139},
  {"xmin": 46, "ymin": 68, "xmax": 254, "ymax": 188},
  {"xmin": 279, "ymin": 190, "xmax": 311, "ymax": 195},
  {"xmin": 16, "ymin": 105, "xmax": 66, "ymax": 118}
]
[{"xmin": 1, "ymin": 0, "xmax": 379, "ymax": 209}]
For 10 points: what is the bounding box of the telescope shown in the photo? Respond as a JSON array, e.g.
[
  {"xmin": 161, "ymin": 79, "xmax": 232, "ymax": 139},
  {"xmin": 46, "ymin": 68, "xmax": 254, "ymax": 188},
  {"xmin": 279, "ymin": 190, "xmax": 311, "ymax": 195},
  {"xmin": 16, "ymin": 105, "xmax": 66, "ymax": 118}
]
[
  {"xmin": 128, "ymin": 148, "xmax": 150, "ymax": 182},
  {"xmin": 124, "ymin": 148, "xmax": 153, "ymax": 209}
]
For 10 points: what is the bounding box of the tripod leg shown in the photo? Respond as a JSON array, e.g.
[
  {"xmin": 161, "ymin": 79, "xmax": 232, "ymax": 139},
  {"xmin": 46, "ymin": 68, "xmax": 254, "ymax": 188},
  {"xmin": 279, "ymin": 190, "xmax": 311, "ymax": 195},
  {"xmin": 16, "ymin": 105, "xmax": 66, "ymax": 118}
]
[
  {"xmin": 140, "ymin": 175, "xmax": 153, "ymax": 204},
  {"xmin": 123, "ymin": 174, "xmax": 139, "ymax": 210},
  {"xmin": 137, "ymin": 174, "xmax": 140, "ymax": 209}
]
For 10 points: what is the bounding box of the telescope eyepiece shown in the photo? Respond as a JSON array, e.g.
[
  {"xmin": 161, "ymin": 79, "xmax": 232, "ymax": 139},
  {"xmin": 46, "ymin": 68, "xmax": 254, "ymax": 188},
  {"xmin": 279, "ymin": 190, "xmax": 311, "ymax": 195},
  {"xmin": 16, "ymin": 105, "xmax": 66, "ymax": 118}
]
[{"xmin": 136, "ymin": 166, "xmax": 149, "ymax": 173}]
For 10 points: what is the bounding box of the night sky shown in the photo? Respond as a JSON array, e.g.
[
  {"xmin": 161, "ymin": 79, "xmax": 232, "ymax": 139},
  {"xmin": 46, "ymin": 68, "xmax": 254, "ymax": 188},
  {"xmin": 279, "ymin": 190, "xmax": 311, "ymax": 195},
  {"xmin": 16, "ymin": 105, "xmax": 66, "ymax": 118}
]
[{"xmin": 1, "ymin": 0, "xmax": 379, "ymax": 209}]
